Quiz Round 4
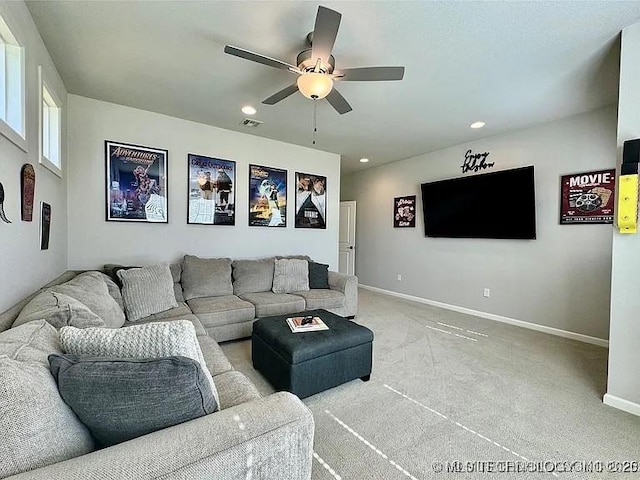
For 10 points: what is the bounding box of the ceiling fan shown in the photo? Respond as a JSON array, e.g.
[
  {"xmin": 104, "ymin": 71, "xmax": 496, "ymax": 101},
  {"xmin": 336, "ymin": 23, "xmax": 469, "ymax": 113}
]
[{"xmin": 224, "ymin": 5, "xmax": 405, "ymax": 115}]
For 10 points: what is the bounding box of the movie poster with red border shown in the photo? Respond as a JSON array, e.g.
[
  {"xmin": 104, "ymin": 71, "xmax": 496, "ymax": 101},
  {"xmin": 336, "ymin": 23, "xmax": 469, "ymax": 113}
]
[{"xmin": 560, "ymin": 169, "xmax": 615, "ymax": 224}]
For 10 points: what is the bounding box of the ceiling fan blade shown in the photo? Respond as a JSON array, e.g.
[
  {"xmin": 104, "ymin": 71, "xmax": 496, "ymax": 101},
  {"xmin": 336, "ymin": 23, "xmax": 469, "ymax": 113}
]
[
  {"xmin": 311, "ymin": 6, "xmax": 341, "ymax": 67},
  {"xmin": 224, "ymin": 45, "xmax": 300, "ymax": 73},
  {"xmin": 335, "ymin": 66, "xmax": 405, "ymax": 81},
  {"xmin": 262, "ymin": 84, "xmax": 299, "ymax": 105},
  {"xmin": 325, "ymin": 88, "xmax": 352, "ymax": 115}
]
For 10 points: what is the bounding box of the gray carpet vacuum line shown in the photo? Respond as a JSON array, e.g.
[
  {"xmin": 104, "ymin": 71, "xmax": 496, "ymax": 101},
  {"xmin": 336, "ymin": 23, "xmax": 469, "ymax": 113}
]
[
  {"xmin": 312, "ymin": 451, "xmax": 342, "ymax": 480},
  {"xmin": 437, "ymin": 321, "xmax": 490, "ymax": 338},
  {"xmin": 382, "ymin": 384, "xmax": 560, "ymax": 479},
  {"xmin": 324, "ymin": 409, "xmax": 420, "ymax": 480},
  {"xmin": 425, "ymin": 323, "xmax": 477, "ymax": 342}
]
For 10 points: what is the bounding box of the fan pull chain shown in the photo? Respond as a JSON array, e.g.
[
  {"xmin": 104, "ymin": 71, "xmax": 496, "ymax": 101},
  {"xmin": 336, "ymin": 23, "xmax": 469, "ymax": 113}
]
[{"xmin": 312, "ymin": 99, "xmax": 318, "ymax": 145}]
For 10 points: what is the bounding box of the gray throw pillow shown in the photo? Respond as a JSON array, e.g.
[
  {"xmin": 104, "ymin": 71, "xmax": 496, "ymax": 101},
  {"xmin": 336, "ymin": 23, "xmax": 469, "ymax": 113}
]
[
  {"xmin": 0, "ymin": 320, "xmax": 61, "ymax": 365},
  {"xmin": 59, "ymin": 320, "xmax": 219, "ymax": 409},
  {"xmin": 117, "ymin": 263, "xmax": 178, "ymax": 322},
  {"xmin": 272, "ymin": 258, "xmax": 310, "ymax": 293},
  {"xmin": 49, "ymin": 354, "xmax": 217, "ymax": 448},
  {"xmin": 308, "ymin": 262, "xmax": 330, "ymax": 289},
  {"xmin": 13, "ymin": 291, "xmax": 106, "ymax": 330},
  {"xmin": 181, "ymin": 255, "xmax": 233, "ymax": 300},
  {"xmin": 49, "ymin": 272, "xmax": 125, "ymax": 328},
  {"xmin": 232, "ymin": 258, "xmax": 275, "ymax": 295}
]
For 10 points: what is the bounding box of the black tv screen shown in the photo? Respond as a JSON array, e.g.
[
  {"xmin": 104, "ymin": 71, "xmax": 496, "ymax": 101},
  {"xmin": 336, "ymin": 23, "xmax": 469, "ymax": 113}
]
[{"xmin": 421, "ymin": 166, "xmax": 536, "ymax": 240}]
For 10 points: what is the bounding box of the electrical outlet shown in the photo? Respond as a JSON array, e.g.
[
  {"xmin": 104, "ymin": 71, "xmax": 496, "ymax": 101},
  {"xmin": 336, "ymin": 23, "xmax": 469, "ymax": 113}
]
[
  {"xmin": 397, "ymin": 274, "xmax": 402, "ymax": 281},
  {"xmin": 483, "ymin": 288, "xmax": 491, "ymax": 298}
]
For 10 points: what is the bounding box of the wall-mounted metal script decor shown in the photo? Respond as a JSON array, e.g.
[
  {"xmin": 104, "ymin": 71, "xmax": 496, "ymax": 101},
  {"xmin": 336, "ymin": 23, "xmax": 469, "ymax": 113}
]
[
  {"xmin": 21, "ymin": 164, "xmax": 35, "ymax": 221},
  {"xmin": 461, "ymin": 149, "xmax": 494, "ymax": 174}
]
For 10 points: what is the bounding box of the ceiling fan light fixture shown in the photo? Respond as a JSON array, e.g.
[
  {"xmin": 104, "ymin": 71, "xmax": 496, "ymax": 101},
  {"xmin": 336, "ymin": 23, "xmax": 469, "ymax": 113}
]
[{"xmin": 297, "ymin": 72, "xmax": 333, "ymax": 99}]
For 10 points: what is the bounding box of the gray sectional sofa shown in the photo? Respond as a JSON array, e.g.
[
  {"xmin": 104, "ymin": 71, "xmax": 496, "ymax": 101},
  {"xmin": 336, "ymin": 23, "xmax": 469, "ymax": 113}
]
[
  {"xmin": 116, "ymin": 255, "xmax": 358, "ymax": 342},
  {"xmin": 0, "ymin": 255, "xmax": 358, "ymax": 480}
]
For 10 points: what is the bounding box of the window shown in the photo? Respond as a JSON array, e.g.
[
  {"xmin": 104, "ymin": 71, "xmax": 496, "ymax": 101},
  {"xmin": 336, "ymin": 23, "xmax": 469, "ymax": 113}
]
[
  {"xmin": 39, "ymin": 66, "xmax": 62, "ymax": 176},
  {"xmin": 0, "ymin": 14, "xmax": 24, "ymax": 150}
]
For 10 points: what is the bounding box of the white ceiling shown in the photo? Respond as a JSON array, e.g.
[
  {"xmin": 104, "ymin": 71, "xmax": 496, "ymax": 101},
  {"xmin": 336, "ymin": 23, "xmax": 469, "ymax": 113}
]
[{"xmin": 26, "ymin": 1, "xmax": 640, "ymax": 173}]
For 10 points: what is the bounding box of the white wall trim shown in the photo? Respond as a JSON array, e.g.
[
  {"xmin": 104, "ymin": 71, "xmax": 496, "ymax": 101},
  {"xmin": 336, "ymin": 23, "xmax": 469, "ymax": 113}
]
[
  {"xmin": 603, "ymin": 393, "xmax": 640, "ymax": 417},
  {"xmin": 359, "ymin": 284, "xmax": 609, "ymax": 348}
]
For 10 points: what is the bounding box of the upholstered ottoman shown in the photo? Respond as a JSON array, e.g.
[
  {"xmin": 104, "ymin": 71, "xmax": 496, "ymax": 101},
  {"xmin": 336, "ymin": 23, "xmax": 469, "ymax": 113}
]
[{"xmin": 252, "ymin": 309, "xmax": 373, "ymax": 398}]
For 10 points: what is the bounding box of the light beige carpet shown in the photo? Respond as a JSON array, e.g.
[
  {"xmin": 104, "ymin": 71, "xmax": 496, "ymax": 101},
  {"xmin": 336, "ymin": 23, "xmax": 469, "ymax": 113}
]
[{"xmin": 221, "ymin": 288, "xmax": 640, "ymax": 479}]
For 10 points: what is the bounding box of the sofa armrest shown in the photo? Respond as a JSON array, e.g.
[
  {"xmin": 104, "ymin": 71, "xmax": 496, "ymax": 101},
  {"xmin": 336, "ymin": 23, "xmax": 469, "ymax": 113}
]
[
  {"xmin": 328, "ymin": 270, "xmax": 358, "ymax": 317},
  {"xmin": 7, "ymin": 392, "xmax": 314, "ymax": 480}
]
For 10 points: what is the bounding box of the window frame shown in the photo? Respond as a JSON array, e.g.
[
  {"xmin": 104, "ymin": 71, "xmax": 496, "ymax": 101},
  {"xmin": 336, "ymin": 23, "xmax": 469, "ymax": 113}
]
[
  {"xmin": 38, "ymin": 65, "xmax": 62, "ymax": 177},
  {"xmin": 0, "ymin": 13, "xmax": 26, "ymax": 152}
]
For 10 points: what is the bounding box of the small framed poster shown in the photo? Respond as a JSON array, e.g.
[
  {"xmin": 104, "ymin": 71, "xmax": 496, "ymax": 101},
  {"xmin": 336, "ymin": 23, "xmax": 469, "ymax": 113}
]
[
  {"xmin": 105, "ymin": 140, "xmax": 168, "ymax": 223},
  {"xmin": 560, "ymin": 169, "xmax": 615, "ymax": 224},
  {"xmin": 40, "ymin": 202, "xmax": 51, "ymax": 250},
  {"xmin": 187, "ymin": 154, "xmax": 235, "ymax": 225},
  {"xmin": 295, "ymin": 172, "xmax": 326, "ymax": 229},
  {"xmin": 394, "ymin": 195, "xmax": 416, "ymax": 228},
  {"xmin": 249, "ymin": 164, "xmax": 287, "ymax": 227}
]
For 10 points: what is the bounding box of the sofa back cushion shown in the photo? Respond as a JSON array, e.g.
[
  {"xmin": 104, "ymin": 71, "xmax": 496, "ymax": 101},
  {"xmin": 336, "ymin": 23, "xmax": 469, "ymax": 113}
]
[
  {"xmin": 48, "ymin": 272, "xmax": 126, "ymax": 328},
  {"xmin": 117, "ymin": 263, "xmax": 178, "ymax": 322},
  {"xmin": 232, "ymin": 258, "xmax": 275, "ymax": 295},
  {"xmin": 0, "ymin": 322, "xmax": 95, "ymax": 478},
  {"xmin": 181, "ymin": 255, "xmax": 233, "ymax": 300},
  {"xmin": 12, "ymin": 291, "xmax": 106, "ymax": 330},
  {"xmin": 49, "ymin": 354, "xmax": 217, "ymax": 448},
  {"xmin": 272, "ymin": 259, "xmax": 310, "ymax": 294}
]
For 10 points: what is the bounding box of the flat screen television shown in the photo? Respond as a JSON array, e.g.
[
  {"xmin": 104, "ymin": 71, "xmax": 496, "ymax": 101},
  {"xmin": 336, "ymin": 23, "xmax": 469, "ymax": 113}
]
[{"xmin": 420, "ymin": 166, "xmax": 536, "ymax": 240}]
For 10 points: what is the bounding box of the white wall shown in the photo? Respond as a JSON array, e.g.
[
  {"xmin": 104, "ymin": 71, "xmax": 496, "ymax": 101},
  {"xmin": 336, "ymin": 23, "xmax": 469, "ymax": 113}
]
[
  {"xmin": 67, "ymin": 95, "xmax": 340, "ymax": 270},
  {"xmin": 606, "ymin": 23, "xmax": 640, "ymax": 413},
  {"xmin": 0, "ymin": 1, "xmax": 67, "ymax": 312},
  {"xmin": 343, "ymin": 106, "xmax": 616, "ymax": 341}
]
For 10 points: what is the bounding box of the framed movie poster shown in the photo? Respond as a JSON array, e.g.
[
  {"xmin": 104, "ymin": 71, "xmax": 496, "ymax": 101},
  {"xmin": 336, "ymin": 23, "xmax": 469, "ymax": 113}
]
[
  {"xmin": 394, "ymin": 195, "xmax": 416, "ymax": 228},
  {"xmin": 295, "ymin": 172, "xmax": 326, "ymax": 229},
  {"xmin": 105, "ymin": 140, "xmax": 168, "ymax": 223},
  {"xmin": 187, "ymin": 154, "xmax": 235, "ymax": 225},
  {"xmin": 249, "ymin": 164, "xmax": 287, "ymax": 227},
  {"xmin": 40, "ymin": 202, "xmax": 51, "ymax": 250},
  {"xmin": 560, "ymin": 169, "xmax": 615, "ymax": 224}
]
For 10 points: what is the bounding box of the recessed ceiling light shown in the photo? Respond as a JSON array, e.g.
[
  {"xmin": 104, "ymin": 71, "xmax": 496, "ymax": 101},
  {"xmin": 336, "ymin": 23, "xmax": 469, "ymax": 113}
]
[
  {"xmin": 241, "ymin": 105, "xmax": 257, "ymax": 115},
  {"xmin": 359, "ymin": 158, "xmax": 370, "ymax": 163},
  {"xmin": 470, "ymin": 121, "xmax": 486, "ymax": 129}
]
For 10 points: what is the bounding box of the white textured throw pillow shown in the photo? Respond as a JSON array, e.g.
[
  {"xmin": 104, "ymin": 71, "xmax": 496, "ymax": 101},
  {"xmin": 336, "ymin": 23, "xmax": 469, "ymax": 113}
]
[
  {"xmin": 117, "ymin": 263, "xmax": 178, "ymax": 322},
  {"xmin": 59, "ymin": 320, "xmax": 219, "ymax": 410},
  {"xmin": 272, "ymin": 258, "xmax": 310, "ymax": 294}
]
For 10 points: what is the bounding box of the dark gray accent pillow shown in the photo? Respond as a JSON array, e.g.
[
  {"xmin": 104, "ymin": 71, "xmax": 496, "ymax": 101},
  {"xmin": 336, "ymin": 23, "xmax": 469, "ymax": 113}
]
[
  {"xmin": 48, "ymin": 354, "xmax": 218, "ymax": 448},
  {"xmin": 308, "ymin": 262, "xmax": 330, "ymax": 289}
]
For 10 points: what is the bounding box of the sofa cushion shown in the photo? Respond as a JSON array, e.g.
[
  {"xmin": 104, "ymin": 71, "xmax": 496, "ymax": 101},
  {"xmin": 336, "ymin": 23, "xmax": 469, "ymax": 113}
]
[
  {"xmin": 0, "ymin": 322, "xmax": 94, "ymax": 478},
  {"xmin": 118, "ymin": 263, "xmax": 178, "ymax": 322},
  {"xmin": 169, "ymin": 263, "xmax": 185, "ymax": 303},
  {"xmin": 272, "ymin": 259, "xmax": 309, "ymax": 294},
  {"xmin": 308, "ymin": 262, "xmax": 330, "ymax": 289},
  {"xmin": 105, "ymin": 263, "xmax": 184, "ymax": 303},
  {"xmin": 99, "ymin": 272, "xmax": 125, "ymax": 311},
  {"xmin": 292, "ymin": 289, "xmax": 345, "ymax": 310},
  {"xmin": 187, "ymin": 295, "xmax": 255, "ymax": 328},
  {"xmin": 197, "ymin": 335, "xmax": 234, "ymax": 376},
  {"xmin": 49, "ymin": 272, "xmax": 126, "ymax": 328},
  {"xmin": 213, "ymin": 370, "xmax": 261, "ymax": 409},
  {"xmin": 60, "ymin": 320, "xmax": 219, "ymax": 410},
  {"xmin": 182, "ymin": 255, "xmax": 233, "ymax": 300},
  {"xmin": 49, "ymin": 354, "xmax": 217, "ymax": 448},
  {"xmin": 0, "ymin": 320, "xmax": 61, "ymax": 366},
  {"xmin": 123, "ymin": 310, "xmax": 207, "ymax": 337},
  {"xmin": 232, "ymin": 258, "xmax": 275, "ymax": 295},
  {"xmin": 239, "ymin": 292, "xmax": 305, "ymax": 317},
  {"xmin": 13, "ymin": 291, "xmax": 106, "ymax": 330}
]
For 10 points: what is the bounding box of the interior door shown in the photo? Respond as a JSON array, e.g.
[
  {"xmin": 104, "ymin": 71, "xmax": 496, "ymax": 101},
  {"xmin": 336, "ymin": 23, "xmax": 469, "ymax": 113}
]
[{"xmin": 339, "ymin": 201, "xmax": 356, "ymax": 275}]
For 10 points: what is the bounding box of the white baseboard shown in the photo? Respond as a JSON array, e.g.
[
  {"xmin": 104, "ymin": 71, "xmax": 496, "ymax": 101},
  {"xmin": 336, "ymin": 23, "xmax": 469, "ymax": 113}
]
[
  {"xmin": 358, "ymin": 284, "xmax": 609, "ymax": 348},
  {"xmin": 603, "ymin": 394, "xmax": 640, "ymax": 417}
]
